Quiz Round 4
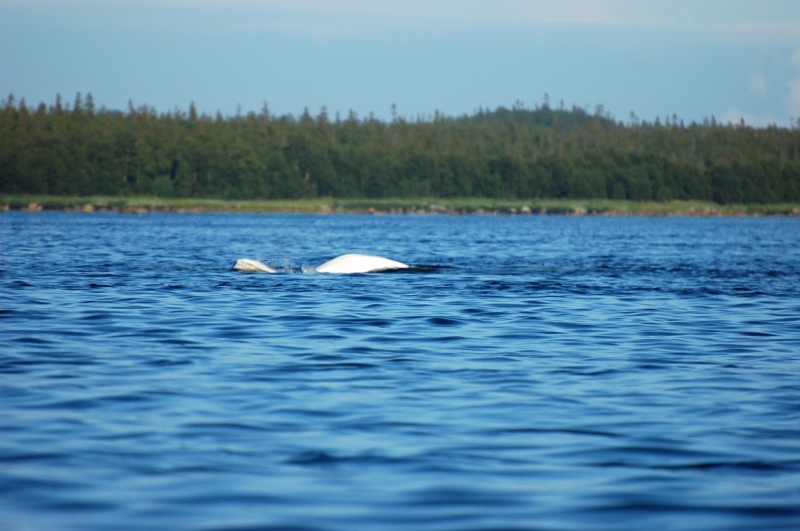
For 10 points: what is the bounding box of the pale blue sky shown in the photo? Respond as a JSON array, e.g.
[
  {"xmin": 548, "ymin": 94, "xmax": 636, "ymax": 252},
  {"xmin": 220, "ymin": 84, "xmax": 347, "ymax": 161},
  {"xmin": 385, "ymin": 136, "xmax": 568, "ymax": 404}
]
[{"xmin": 2, "ymin": 1, "xmax": 800, "ymax": 126}]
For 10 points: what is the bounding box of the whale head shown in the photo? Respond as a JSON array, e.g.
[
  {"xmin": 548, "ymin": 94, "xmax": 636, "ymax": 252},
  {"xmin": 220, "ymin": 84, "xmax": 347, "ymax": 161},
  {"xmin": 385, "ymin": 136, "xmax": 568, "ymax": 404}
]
[{"xmin": 232, "ymin": 258, "xmax": 276, "ymax": 273}]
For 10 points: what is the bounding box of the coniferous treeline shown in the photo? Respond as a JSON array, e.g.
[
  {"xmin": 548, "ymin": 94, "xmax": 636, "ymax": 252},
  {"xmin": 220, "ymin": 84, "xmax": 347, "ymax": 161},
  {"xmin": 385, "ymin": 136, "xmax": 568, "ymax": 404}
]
[{"xmin": 1, "ymin": 93, "xmax": 799, "ymax": 203}]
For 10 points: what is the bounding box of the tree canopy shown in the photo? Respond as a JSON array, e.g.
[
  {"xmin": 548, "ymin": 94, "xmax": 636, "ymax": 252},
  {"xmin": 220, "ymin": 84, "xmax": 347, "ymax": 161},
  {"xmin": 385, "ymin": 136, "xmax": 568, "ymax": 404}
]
[{"xmin": 2, "ymin": 94, "xmax": 798, "ymax": 203}]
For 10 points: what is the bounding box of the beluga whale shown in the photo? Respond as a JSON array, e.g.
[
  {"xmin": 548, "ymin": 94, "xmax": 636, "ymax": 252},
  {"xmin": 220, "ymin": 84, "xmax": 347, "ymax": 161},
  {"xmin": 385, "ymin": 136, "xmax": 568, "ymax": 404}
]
[{"xmin": 233, "ymin": 254, "xmax": 409, "ymax": 274}]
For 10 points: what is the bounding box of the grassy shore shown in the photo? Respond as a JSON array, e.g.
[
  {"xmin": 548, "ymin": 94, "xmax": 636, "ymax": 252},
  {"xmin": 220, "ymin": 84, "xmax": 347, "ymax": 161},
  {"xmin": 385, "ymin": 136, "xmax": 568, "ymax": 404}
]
[{"xmin": 2, "ymin": 194, "xmax": 799, "ymax": 216}]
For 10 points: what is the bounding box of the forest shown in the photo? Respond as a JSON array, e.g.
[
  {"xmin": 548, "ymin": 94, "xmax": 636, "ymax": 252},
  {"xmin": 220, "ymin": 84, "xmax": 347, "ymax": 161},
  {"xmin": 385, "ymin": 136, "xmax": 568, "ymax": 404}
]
[{"xmin": 1, "ymin": 93, "xmax": 799, "ymax": 203}]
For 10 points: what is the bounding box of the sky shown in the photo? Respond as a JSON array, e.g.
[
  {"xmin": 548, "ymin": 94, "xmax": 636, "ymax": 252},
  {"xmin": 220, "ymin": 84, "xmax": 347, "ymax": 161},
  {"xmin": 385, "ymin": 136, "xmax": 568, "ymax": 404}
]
[{"xmin": 2, "ymin": 0, "xmax": 800, "ymax": 126}]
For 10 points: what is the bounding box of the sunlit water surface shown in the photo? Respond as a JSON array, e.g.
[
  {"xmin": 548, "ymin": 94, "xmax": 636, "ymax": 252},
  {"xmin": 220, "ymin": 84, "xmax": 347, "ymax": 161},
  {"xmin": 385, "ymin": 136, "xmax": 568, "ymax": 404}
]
[{"xmin": 2, "ymin": 212, "xmax": 799, "ymax": 531}]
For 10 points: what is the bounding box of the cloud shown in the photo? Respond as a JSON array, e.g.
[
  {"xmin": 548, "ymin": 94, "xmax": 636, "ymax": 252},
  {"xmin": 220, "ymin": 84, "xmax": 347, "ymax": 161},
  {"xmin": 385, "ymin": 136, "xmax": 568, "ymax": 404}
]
[
  {"xmin": 721, "ymin": 108, "xmax": 783, "ymax": 127},
  {"xmin": 787, "ymin": 50, "xmax": 800, "ymax": 119},
  {"xmin": 748, "ymin": 74, "xmax": 767, "ymax": 97},
  {"xmin": 792, "ymin": 49, "xmax": 800, "ymax": 71},
  {"xmin": 786, "ymin": 79, "xmax": 800, "ymax": 118},
  {"xmin": 724, "ymin": 20, "xmax": 800, "ymax": 41},
  {"xmin": 7, "ymin": 0, "xmax": 800, "ymax": 37},
  {"xmin": 0, "ymin": 0, "xmax": 679, "ymax": 40},
  {"xmin": 3, "ymin": 0, "xmax": 662, "ymax": 29},
  {"xmin": 734, "ymin": 51, "xmax": 800, "ymax": 126}
]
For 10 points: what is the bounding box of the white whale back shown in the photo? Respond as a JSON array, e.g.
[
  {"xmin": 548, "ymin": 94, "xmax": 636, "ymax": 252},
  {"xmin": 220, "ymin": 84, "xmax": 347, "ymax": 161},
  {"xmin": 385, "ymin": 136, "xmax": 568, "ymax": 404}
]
[
  {"xmin": 233, "ymin": 254, "xmax": 409, "ymax": 274},
  {"xmin": 314, "ymin": 254, "xmax": 409, "ymax": 274}
]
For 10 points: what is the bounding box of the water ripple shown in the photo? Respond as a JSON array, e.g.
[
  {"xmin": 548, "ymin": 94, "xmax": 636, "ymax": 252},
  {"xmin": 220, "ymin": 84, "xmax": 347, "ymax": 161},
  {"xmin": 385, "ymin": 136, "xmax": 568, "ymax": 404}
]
[{"xmin": 1, "ymin": 212, "xmax": 799, "ymax": 531}]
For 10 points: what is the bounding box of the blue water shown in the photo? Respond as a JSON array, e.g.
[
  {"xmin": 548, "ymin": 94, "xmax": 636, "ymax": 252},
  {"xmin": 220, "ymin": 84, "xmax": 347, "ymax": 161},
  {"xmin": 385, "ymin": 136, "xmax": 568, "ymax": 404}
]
[{"xmin": 2, "ymin": 212, "xmax": 800, "ymax": 531}]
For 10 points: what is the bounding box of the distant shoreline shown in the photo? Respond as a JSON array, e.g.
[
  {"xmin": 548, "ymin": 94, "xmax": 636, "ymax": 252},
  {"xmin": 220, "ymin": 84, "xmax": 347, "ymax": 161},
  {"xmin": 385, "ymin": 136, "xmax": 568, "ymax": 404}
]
[{"xmin": 2, "ymin": 195, "xmax": 799, "ymax": 217}]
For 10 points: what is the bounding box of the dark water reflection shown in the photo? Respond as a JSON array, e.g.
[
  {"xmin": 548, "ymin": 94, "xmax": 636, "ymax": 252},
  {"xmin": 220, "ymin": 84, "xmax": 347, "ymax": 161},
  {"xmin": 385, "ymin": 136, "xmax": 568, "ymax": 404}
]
[{"xmin": 1, "ymin": 212, "xmax": 799, "ymax": 530}]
